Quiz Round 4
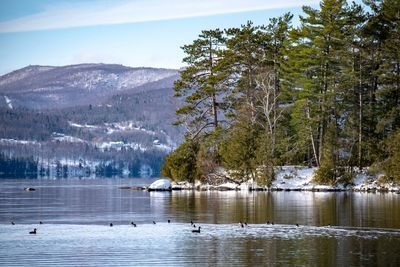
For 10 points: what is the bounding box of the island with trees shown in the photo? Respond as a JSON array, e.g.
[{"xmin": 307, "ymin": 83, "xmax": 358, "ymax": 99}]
[{"xmin": 161, "ymin": 0, "xmax": 400, "ymax": 191}]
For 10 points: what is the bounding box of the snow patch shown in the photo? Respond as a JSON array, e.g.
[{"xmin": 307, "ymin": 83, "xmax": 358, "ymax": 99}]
[
  {"xmin": 69, "ymin": 122, "xmax": 98, "ymax": 129},
  {"xmin": 4, "ymin": 96, "xmax": 12, "ymax": 109},
  {"xmin": 271, "ymin": 166, "xmax": 317, "ymax": 190},
  {"xmin": 149, "ymin": 179, "xmax": 171, "ymax": 190},
  {"xmin": 52, "ymin": 133, "xmax": 86, "ymax": 143}
]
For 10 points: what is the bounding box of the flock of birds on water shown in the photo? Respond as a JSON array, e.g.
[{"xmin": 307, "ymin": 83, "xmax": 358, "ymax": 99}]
[
  {"xmin": 10, "ymin": 219, "xmax": 304, "ymax": 235},
  {"xmin": 17, "ymin": 187, "xmax": 312, "ymax": 235}
]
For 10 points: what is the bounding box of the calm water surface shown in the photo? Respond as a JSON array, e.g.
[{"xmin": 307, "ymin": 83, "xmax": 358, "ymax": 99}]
[{"xmin": 0, "ymin": 178, "xmax": 400, "ymax": 266}]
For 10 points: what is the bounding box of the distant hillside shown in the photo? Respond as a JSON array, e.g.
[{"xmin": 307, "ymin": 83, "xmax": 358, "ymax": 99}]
[
  {"xmin": 0, "ymin": 64, "xmax": 183, "ymax": 178},
  {"xmin": 0, "ymin": 63, "xmax": 179, "ymax": 109}
]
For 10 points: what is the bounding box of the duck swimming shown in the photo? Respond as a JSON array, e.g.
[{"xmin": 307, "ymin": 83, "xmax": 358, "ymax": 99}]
[
  {"xmin": 24, "ymin": 187, "xmax": 35, "ymax": 191},
  {"xmin": 192, "ymin": 226, "xmax": 201, "ymax": 233},
  {"xmin": 29, "ymin": 228, "xmax": 37, "ymax": 234}
]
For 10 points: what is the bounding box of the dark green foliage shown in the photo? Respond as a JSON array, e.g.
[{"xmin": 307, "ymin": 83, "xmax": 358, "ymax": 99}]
[
  {"xmin": 161, "ymin": 141, "xmax": 199, "ymax": 182},
  {"xmin": 219, "ymin": 118, "xmax": 275, "ymax": 186},
  {"xmin": 314, "ymin": 146, "xmax": 336, "ymax": 185},
  {"xmin": 380, "ymin": 130, "xmax": 400, "ymax": 182},
  {"xmin": 220, "ymin": 119, "xmax": 258, "ymax": 180},
  {"xmin": 195, "ymin": 129, "xmax": 224, "ymax": 181},
  {"xmin": 254, "ymin": 131, "xmax": 275, "ymax": 187}
]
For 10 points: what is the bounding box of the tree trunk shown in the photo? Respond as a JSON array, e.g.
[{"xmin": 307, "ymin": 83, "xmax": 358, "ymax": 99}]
[
  {"xmin": 212, "ymin": 92, "xmax": 218, "ymax": 128},
  {"xmin": 358, "ymin": 53, "xmax": 363, "ymax": 170},
  {"xmin": 209, "ymin": 37, "xmax": 218, "ymax": 128},
  {"xmin": 307, "ymin": 106, "xmax": 319, "ymax": 167}
]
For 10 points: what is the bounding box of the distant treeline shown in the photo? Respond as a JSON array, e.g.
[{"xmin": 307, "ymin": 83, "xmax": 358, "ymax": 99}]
[
  {"xmin": 0, "ymin": 153, "xmax": 38, "ymax": 178},
  {"xmin": 0, "ymin": 153, "xmax": 164, "ymax": 178},
  {"xmin": 162, "ymin": 0, "xmax": 400, "ymax": 185}
]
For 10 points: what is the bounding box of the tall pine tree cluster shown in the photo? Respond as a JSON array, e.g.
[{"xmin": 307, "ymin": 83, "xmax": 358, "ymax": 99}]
[{"xmin": 162, "ymin": 0, "xmax": 400, "ymax": 185}]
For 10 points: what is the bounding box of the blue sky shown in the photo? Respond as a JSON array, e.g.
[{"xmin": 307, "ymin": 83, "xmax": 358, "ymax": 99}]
[{"xmin": 0, "ymin": 0, "xmax": 324, "ymax": 75}]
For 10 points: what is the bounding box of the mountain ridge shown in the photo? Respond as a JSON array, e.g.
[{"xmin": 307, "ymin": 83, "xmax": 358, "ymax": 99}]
[
  {"xmin": 0, "ymin": 63, "xmax": 179, "ymax": 110},
  {"xmin": 0, "ymin": 63, "xmax": 182, "ymax": 178}
]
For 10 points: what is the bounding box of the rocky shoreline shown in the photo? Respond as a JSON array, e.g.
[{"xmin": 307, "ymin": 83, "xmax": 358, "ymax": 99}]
[
  {"xmin": 124, "ymin": 180, "xmax": 400, "ymax": 193},
  {"xmin": 123, "ymin": 166, "xmax": 400, "ymax": 193}
]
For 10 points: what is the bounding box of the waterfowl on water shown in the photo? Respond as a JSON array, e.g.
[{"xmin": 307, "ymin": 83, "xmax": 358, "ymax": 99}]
[
  {"xmin": 110, "ymin": 223, "xmax": 113, "ymax": 227},
  {"xmin": 168, "ymin": 219, "xmax": 171, "ymax": 223},
  {"xmin": 24, "ymin": 187, "xmax": 35, "ymax": 191},
  {"xmin": 39, "ymin": 221, "xmax": 43, "ymax": 224},
  {"xmin": 190, "ymin": 220, "xmax": 194, "ymax": 225},
  {"xmin": 153, "ymin": 221, "xmax": 156, "ymax": 225},
  {"xmin": 11, "ymin": 221, "xmax": 15, "ymax": 225},
  {"xmin": 296, "ymin": 223, "xmax": 299, "ymax": 227},
  {"xmin": 267, "ymin": 221, "xmax": 270, "ymax": 225},
  {"xmin": 192, "ymin": 226, "xmax": 201, "ymax": 233},
  {"xmin": 29, "ymin": 228, "xmax": 37, "ymax": 234},
  {"xmin": 131, "ymin": 222, "xmax": 137, "ymax": 227},
  {"xmin": 239, "ymin": 221, "xmax": 244, "ymax": 228}
]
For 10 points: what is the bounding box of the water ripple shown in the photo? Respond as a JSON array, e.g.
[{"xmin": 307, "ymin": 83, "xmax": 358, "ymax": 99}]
[{"xmin": 1, "ymin": 223, "xmax": 399, "ymax": 266}]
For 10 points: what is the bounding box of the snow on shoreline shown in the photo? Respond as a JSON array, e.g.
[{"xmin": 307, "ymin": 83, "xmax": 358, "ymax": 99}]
[{"xmin": 164, "ymin": 166, "xmax": 400, "ymax": 193}]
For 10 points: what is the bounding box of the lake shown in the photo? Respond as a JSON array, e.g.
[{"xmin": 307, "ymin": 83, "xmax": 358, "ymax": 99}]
[{"xmin": 1, "ymin": 178, "xmax": 400, "ymax": 266}]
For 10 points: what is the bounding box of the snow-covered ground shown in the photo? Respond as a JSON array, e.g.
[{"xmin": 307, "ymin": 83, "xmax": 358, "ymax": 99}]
[{"xmin": 169, "ymin": 166, "xmax": 400, "ymax": 192}]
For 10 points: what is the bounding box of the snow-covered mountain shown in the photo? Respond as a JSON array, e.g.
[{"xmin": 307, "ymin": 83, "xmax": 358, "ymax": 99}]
[
  {"xmin": 0, "ymin": 64, "xmax": 183, "ymax": 178},
  {"xmin": 0, "ymin": 63, "xmax": 179, "ymax": 109}
]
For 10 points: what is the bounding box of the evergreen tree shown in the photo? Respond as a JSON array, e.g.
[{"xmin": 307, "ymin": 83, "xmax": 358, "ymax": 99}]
[
  {"xmin": 287, "ymin": 0, "xmax": 352, "ymax": 175},
  {"xmin": 381, "ymin": 129, "xmax": 400, "ymax": 182},
  {"xmin": 223, "ymin": 21, "xmax": 266, "ymax": 124},
  {"xmin": 174, "ymin": 29, "xmax": 226, "ymax": 139},
  {"xmin": 161, "ymin": 140, "xmax": 199, "ymax": 182},
  {"xmin": 220, "ymin": 115, "xmax": 259, "ymax": 180}
]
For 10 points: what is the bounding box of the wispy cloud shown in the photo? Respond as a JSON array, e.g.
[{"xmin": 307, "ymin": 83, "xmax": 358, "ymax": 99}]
[{"xmin": 0, "ymin": 0, "xmax": 319, "ymax": 33}]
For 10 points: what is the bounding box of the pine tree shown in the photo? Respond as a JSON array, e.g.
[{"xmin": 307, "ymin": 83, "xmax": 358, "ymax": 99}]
[
  {"xmin": 337, "ymin": 2, "xmax": 367, "ymax": 170},
  {"xmin": 373, "ymin": 0, "xmax": 400, "ymax": 134},
  {"xmin": 174, "ymin": 29, "xmax": 226, "ymax": 139},
  {"xmin": 223, "ymin": 21, "xmax": 266, "ymax": 124},
  {"xmin": 287, "ymin": 0, "xmax": 352, "ymax": 173}
]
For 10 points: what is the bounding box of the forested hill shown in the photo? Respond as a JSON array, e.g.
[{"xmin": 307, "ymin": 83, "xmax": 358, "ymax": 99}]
[
  {"xmin": 162, "ymin": 0, "xmax": 400, "ymax": 185},
  {"xmin": 0, "ymin": 64, "xmax": 183, "ymax": 178}
]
